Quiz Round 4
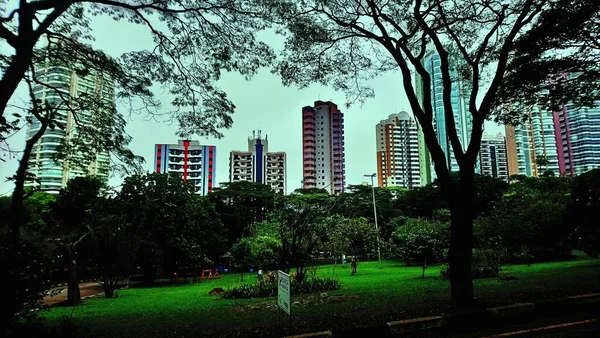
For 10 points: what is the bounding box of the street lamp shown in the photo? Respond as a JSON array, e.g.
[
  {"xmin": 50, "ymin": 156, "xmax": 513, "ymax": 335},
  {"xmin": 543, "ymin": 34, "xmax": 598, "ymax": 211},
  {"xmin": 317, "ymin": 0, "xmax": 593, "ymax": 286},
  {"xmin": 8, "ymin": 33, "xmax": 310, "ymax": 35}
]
[{"xmin": 364, "ymin": 173, "xmax": 382, "ymax": 269}]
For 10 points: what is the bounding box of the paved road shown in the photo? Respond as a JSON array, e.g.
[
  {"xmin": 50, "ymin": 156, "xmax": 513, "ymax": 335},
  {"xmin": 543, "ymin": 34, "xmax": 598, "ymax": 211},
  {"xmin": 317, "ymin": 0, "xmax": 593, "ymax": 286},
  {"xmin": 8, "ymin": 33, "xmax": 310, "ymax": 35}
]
[
  {"xmin": 413, "ymin": 311, "xmax": 600, "ymax": 338},
  {"xmin": 43, "ymin": 281, "xmax": 105, "ymax": 306}
]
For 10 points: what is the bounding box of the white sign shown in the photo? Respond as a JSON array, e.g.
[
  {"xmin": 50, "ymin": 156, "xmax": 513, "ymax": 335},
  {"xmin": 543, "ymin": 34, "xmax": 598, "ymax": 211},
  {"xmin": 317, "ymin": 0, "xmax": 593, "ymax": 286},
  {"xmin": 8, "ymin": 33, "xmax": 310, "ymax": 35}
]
[{"xmin": 278, "ymin": 270, "xmax": 291, "ymax": 315}]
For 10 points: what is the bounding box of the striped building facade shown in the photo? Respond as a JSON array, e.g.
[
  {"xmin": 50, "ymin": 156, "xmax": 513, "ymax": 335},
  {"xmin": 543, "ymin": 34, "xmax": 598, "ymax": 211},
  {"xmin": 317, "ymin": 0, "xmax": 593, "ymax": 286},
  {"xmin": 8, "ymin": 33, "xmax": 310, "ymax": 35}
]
[
  {"xmin": 302, "ymin": 101, "xmax": 345, "ymax": 194},
  {"xmin": 154, "ymin": 140, "xmax": 216, "ymax": 195}
]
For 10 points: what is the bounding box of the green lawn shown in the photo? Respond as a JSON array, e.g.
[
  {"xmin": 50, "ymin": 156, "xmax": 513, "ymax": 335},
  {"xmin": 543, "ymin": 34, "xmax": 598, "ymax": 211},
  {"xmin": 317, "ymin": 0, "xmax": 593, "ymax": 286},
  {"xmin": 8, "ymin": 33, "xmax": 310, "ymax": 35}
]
[{"xmin": 42, "ymin": 255, "xmax": 600, "ymax": 337}]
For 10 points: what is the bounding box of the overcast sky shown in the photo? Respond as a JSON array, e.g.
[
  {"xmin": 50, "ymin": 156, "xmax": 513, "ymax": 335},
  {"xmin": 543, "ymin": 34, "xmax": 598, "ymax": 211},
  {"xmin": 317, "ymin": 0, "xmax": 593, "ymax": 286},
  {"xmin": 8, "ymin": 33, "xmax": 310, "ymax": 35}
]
[{"xmin": 0, "ymin": 11, "xmax": 502, "ymax": 196}]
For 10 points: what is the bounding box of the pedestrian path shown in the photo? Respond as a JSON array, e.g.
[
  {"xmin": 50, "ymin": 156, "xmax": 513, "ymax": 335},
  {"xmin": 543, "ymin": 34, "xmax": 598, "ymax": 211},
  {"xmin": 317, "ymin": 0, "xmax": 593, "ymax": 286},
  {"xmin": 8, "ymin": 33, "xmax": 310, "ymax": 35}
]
[{"xmin": 43, "ymin": 281, "xmax": 105, "ymax": 306}]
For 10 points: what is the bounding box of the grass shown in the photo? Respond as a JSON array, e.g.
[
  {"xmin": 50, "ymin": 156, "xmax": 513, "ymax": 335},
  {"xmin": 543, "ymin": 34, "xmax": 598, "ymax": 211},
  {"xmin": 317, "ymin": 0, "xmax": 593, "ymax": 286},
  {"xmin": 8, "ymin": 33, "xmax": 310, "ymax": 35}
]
[{"xmin": 41, "ymin": 254, "xmax": 600, "ymax": 338}]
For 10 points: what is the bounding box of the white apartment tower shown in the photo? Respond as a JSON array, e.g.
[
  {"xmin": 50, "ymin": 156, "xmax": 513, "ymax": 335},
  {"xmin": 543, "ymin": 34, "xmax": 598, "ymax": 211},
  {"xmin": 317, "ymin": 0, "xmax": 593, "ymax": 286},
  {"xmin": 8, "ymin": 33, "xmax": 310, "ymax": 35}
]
[{"xmin": 230, "ymin": 130, "xmax": 286, "ymax": 194}]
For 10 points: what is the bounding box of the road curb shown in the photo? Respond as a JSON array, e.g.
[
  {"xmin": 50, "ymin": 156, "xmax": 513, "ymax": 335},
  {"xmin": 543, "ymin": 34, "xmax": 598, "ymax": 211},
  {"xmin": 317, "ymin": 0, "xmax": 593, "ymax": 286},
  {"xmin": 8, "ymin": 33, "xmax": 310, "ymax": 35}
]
[
  {"xmin": 283, "ymin": 293, "xmax": 600, "ymax": 337},
  {"xmin": 488, "ymin": 302, "xmax": 535, "ymax": 319},
  {"xmin": 283, "ymin": 331, "xmax": 332, "ymax": 338},
  {"xmin": 386, "ymin": 315, "xmax": 444, "ymax": 335},
  {"xmin": 569, "ymin": 292, "xmax": 600, "ymax": 305}
]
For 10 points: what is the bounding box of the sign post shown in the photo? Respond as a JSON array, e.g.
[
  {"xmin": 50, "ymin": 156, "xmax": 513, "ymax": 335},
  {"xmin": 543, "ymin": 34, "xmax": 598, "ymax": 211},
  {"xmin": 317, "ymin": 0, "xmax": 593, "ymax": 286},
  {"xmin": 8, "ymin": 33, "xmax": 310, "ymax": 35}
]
[{"xmin": 277, "ymin": 270, "xmax": 291, "ymax": 316}]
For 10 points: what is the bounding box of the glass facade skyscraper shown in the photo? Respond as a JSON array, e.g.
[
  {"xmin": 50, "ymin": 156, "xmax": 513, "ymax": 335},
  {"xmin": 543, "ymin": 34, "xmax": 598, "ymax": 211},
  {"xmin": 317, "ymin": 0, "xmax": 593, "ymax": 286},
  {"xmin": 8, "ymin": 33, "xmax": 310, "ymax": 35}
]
[
  {"xmin": 416, "ymin": 51, "xmax": 472, "ymax": 184},
  {"xmin": 25, "ymin": 64, "xmax": 113, "ymax": 192},
  {"xmin": 506, "ymin": 101, "xmax": 600, "ymax": 177}
]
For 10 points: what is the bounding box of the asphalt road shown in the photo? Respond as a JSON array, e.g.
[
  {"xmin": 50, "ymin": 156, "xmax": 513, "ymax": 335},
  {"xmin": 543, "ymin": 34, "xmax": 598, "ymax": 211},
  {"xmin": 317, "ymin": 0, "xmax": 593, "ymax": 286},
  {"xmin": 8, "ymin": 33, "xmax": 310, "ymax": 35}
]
[{"xmin": 413, "ymin": 310, "xmax": 600, "ymax": 338}]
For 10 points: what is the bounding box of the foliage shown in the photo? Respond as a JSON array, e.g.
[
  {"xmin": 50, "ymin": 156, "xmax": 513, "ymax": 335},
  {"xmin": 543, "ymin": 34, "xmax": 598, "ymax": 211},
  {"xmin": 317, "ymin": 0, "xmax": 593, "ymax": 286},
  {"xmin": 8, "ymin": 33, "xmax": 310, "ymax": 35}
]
[
  {"xmin": 231, "ymin": 227, "xmax": 281, "ymax": 271},
  {"xmin": 496, "ymin": 0, "xmax": 600, "ymax": 123},
  {"xmin": 326, "ymin": 217, "xmax": 378, "ymax": 260},
  {"xmin": 392, "ymin": 218, "xmax": 448, "ymax": 278},
  {"xmin": 118, "ymin": 173, "xmax": 227, "ymax": 276},
  {"xmin": 271, "ymin": 192, "xmax": 333, "ymax": 276},
  {"xmin": 222, "ymin": 274, "xmax": 340, "ymax": 299},
  {"xmin": 209, "ymin": 181, "xmax": 277, "ymax": 246},
  {"xmin": 475, "ymin": 176, "xmax": 573, "ymax": 262},
  {"xmin": 265, "ymin": 0, "xmax": 570, "ymax": 304},
  {"xmin": 331, "ymin": 185, "xmax": 403, "ymax": 239},
  {"xmin": 1, "ymin": 0, "xmax": 275, "ymax": 141},
  {"xmin": 440, "ymin": 249, "xmax": 502, "ymax": 280},
  {"xmin": 568, "ymin": 169, "xmax": 600, "ymax": 257}
]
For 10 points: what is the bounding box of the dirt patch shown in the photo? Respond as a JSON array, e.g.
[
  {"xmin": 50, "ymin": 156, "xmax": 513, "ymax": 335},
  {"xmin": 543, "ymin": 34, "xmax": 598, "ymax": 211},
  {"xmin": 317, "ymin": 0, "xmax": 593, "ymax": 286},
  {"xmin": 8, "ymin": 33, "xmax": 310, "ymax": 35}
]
[
  {"xmin": 43, "ymin": 282, "xmax": 105, "ymax": 306},
  {"xmin": 235, "ymin": 293, "xmax": 358, "ymax": 313}
]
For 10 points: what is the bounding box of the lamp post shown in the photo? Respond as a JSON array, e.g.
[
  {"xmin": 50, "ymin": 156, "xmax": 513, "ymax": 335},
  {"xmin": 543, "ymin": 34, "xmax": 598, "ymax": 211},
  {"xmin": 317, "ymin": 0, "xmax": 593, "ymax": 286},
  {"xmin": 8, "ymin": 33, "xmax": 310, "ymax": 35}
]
[{"xmin": 364, "ymin": 173, "xmax": 382, "ymax": 269}]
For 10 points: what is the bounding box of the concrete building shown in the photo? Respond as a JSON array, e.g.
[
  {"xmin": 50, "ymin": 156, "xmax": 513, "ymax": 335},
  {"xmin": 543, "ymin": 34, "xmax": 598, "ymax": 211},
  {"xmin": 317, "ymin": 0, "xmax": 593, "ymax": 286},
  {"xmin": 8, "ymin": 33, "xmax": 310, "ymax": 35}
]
[
  {"xmin": 479, "ymin": 133, "xmax": 509, "ymax": 182},
  {"xmin": 26, "ymin": 64, "xmax": 113, "ymax": 192},
  {"xmin": 302, "ymin": 101, "xmax": 345, "ymax": 194},
  {"xmin": 376, "ymin": 112, "xmax": 421, "ymax": 188},
  {"xmin": 229, "ymin": 130, "xmax": 286, "ymax": 194},
  {"xmin": 265, "ymin": 152, "xmax": 286, "ymax": 194},
  {"xmin": 415, "ymin": 51, "xmax": 473, "ymax": 184},
  {"xmin": 154, "ymin": 140, "xmax": 216, "ymax": 195}
]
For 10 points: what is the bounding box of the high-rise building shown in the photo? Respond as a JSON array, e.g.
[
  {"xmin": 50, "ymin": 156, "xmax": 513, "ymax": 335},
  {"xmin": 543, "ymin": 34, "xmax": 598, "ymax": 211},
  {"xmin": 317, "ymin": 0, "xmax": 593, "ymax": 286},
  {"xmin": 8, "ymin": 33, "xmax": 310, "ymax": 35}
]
[
  {"xmin": 302, "ymin": 101, "xmax": 345, "ymax": 194},
  {"xmin": 555, "ymin": 103, "xmax": 600, "ymax": 175},
  {"xmin": 154, "ymin": 140, "xmax": 216, "ymax": 195},
  {"xmin": 376, "ymin": 112, "xmax": 421, "ymax": 188},
  {"xmin": 416, "ymin": 51, "xmax": 472, "ymax": 184},
  {"xmin": 479, "ymin": 133, "xmax": 509, "ymax": 182},
  {"xmin": 26, "ymin": 64, "xmax": 113, "ymax": 192},
  {"xmin": 505, "ymin": 107, "xmax": 560, "ymax": 177},
  {"xmin": 265, "ymin": 152, "xmax": 286, "ymax": 194},
  {"xmin": 229, "ymin": 130, "xmax": 287, "ymax": 194}
]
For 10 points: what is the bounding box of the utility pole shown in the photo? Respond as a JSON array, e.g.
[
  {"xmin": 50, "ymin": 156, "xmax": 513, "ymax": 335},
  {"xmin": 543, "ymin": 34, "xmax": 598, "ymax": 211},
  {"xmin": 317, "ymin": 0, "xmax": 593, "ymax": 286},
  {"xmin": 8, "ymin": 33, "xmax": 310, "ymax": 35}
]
[{"xmin": 364, "ymin": 173, "xmax": 382, "ymax": 269}]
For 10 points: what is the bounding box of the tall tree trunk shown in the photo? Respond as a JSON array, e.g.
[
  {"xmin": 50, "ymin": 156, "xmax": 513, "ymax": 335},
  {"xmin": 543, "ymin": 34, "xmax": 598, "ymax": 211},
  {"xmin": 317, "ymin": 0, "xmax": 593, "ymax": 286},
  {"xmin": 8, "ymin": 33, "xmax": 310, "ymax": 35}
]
[
  {"xmin": 448, "ymin": 176, "xmax": 475, "ymax": 305},
  {"xmin": 0, "ymin": 45, "xmax": 35, "ymax": 122},
  {"xmin": 67, "ymin": 259, "xmax": 81, "ymax": 306},
  {"xmin": 0, "ymin": 115, "xmax": 48, "ymax": 329}
]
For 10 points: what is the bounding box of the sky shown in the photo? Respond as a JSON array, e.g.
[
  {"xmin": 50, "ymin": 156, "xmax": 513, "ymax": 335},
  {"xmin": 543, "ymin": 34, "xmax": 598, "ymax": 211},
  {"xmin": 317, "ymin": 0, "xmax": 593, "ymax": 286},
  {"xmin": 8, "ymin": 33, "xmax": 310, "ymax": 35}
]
[{"xmin": 0, "ymin": 9, "xmax": 502, "ymax": 196}]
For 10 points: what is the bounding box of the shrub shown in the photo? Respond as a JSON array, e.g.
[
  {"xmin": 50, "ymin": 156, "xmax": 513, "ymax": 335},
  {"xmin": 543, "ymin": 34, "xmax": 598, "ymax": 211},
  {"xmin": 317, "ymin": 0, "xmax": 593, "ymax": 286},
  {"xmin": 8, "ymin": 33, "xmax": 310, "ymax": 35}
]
[
  {"xmin": 439, "ymin": 249, "xmax": 501, "ymax": 280},
  {"xmin": 472, "ymin": 249, "xmax": 501, "ymax": 278},
  {"xmin": 223, "ymin": 273, "xmax": 340, "ymax": 299}
]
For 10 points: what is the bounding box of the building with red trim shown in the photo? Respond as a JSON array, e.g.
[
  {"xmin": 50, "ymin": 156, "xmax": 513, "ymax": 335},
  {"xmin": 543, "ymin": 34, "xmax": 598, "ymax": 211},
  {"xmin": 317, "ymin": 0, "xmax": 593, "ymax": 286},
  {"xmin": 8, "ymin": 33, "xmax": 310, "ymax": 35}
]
[
  {"xmin": 302, "ymin": 101, "xmax": 345, "ymax": 194},
  {"xmin": 154, "ymin": 140, "xmax": 216, "ymax": 195}
]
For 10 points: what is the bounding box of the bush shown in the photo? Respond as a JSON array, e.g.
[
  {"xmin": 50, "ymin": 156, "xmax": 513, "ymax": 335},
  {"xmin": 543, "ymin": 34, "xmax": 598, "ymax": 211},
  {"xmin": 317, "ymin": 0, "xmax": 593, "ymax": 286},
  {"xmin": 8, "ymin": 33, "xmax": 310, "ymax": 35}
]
[
  {"xmin": 472, "ymin": 249, "xmax": 501, "ymax": 278},
  {"xmin": 223, "ymin": 273, "xmax": 340, "ymax": 299},
  {"xmin": 440, "ymin": 249, "xmax": 501, "ymax": 280}
]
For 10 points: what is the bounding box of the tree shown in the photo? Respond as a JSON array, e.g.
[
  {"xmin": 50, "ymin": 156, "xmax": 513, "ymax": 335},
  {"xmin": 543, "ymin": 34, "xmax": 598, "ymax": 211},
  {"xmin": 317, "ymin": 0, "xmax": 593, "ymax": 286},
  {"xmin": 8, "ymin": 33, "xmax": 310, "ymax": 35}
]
[
  {"xmin": 535, "ymin": 155, "xmax": 550, "ymax": 174},
  {"xmin": 273, "ymin": 191, "xmax": 332, "ymax": 279},
  {"xmin": 1, "ymin": 1, "xmax": 274, "ymax": 323},
  {"xmin": 231, "ymin": 222, "xmax": 281, "ymax": 282},
  {"xmin": 88, "ymin": 197, "xmax": 142, "ymax": 298},
  {"xmin": 209, "ymin": 181, "xmax": 277, "ymax": 246},
  {"xmin": 118, "ymin": 173, "xmax": 227, "ymax": 279},
  {"xmin": 266, "ymin": 0, "xmax": 558, "ymax": 304},
  {"xmin": 568, "ymin": 169, "xmax": 600, "ymax": 257},
  {"xmin": 332, "ymin": 185, "xmax": 403, "ymax": 240},
  {"xmin": 496, "ymin": 0, "xmax": 600, "ymax": 120},
  {"xmin": 52, "ymin": 176, "xmax": 106, "ymax": 306},
  {"xmin": 475, "ymin": 176, "xmax": 572, "ymax": 262},
  {"xmin": 392, "ymin": 218, "xmax": 448, "ymax": 278},
  {"xmin": 327, "ymin": 217, "xmax": 378, "ymax": 274}
]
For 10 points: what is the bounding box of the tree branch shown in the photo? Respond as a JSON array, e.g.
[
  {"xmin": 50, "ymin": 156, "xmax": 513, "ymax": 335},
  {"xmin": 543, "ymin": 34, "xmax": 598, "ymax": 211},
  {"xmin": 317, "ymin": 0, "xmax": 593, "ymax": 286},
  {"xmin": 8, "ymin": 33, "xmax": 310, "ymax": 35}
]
[{"xmin": 414, "ymin": 0, "xmax": 465, "ymax": 167}]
